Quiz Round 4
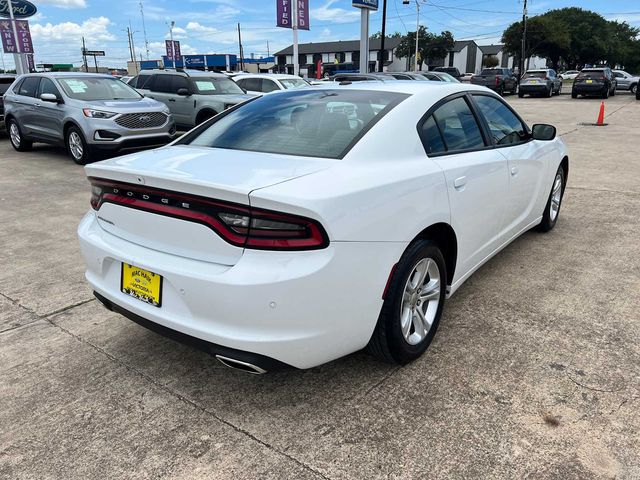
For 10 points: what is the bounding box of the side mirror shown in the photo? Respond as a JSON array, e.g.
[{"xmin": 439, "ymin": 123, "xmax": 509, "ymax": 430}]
[
  {"xmin": 40, "ymin": 93, "xmax": 60, "ymax": 103},
  {"xmin": 532, "ymin": 124, "xmax": 556, "ymax": 141},
  {"xmin": 177, "ymin": 88, "xmax": 191, "ymax": 96}
]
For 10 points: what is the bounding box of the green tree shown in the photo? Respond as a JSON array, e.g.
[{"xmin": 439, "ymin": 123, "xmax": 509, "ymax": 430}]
[
  {"xmin": 396, "ymin": 27, "xmax": 454, "ymax": 70},
  {"xmin": 483, "ymin": 55, "xmax": 499, "ymax": 68},
  {"xmin": 371, "ymin": 31, "xmax": 403, "ymax": 40}
]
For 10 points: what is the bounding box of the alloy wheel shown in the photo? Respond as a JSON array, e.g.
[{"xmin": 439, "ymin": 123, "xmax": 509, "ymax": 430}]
[
  {"xmin": 9, "ymin": 123, "xmax": 20, "ymax": 148},
  {"xmin": 68, "ymin": 131, "xmax": 84, "ymax": 160},
  {"xmin": 550, "ymin": 173, "xmax": 563, "ymax": 221},
  {"xmin": 400, "ymin": 257, "xmax": 441, "ymax": 345}
]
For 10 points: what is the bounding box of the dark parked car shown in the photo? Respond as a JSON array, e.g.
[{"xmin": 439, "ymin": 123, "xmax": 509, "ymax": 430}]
[
  {"xmin": 572, "ymin": 68, "xmax": 617, "ymax": 99},
  {"xmin": 433, "ymin": 67, "xmax": 462, "ymax": 79},
  {"xmin": 470, "ymin": 68, "xmax": 518, "ymax": 95},
  {"xmin": 0, "ymin": 74, "xmax": 17, "ymax": 128},
  {"xmin": 518, "ymin": 69, "xmax": 563, "ymax": 97}
]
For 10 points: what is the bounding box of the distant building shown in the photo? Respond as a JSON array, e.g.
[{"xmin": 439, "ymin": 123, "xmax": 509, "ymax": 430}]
[
  {"xmin": 274, "ymin": 37, "xmax": 404, "ymax": 76},
  {"xmin": 241, "ymin": 56, "xmax": 275, "ymax": 74}
]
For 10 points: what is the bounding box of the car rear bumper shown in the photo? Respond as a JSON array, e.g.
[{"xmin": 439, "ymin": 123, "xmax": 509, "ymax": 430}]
[
  {"xmin": 78, "ymin": 211, "xmax": 405, "ymax": 369},
  {"xmin": 572, "ymin": 84, "xmax": 607, "ymax": 94},
  {"xmin": 519, "ymin": 84, "xmax": 550, "ymax": 93}
]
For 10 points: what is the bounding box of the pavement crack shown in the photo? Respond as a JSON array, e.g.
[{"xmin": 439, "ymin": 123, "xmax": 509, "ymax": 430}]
[
  {"xmin": 40, "ymin": 316, "xmax": 332, "ymax": 480},
  {"xmin": 565, "ymin": 185, "xmax": 639, "ymax": 197},
  {"xmin": 565, "ymin": 371, "xmax": 625, "ymax": 394},
  {"xmin": 44, "ymin": 298, "xmax": 96, "ymax": 317}
]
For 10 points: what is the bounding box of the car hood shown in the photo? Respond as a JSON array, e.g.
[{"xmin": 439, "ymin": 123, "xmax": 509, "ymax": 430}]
[
  {"xmin": 204, "ymin": 93, "xmax": 257, "ymax": 104},
  {"xmin": 84, "ymin": 145, "xmax": 334, "ymax": 205},
  {"xmin": 84, "ymin": 97, "xmax": 167, "ymax": 112}
]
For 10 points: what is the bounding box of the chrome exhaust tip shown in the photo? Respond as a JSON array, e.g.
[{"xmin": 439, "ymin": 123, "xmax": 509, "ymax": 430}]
[{"xmin": 215, "ymin": 355, "xmax": 267, "ymax": 375}]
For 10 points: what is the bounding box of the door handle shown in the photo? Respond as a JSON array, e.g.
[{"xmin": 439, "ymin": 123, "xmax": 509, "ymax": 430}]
[
  {"xmin": 33, "ymin": 103, "xmax": 41, "ymax": 107},
  {"xmin": 511, "ymin": 166, "xmax": 519, "ymax": 176},
  {"xmin": 454, "ymin": 176, "xmax": 467, "ymax": 189},
  {"xmin": 168, "ymin": 98, "xmax": 176, "ymax": 102}
]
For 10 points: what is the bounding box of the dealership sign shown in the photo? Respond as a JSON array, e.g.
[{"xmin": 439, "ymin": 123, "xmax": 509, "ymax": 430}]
[
  {"xmin": 165, "ymin": 40, "xmax": 181, "ymax": 61},
  {"xmin": 352, "ymin": 0, "xmax": 378, "ymax": 10},
  {"xmin": 184, "ymin": 55, "xmax": 205, "ymax": 67},
  {"xmin": 276, "ymin": 0, "xmax": 309, "ymax": 30},
  {"xmin": 0, "ymin": 0, "xmax": 38, "ymax": 19}
]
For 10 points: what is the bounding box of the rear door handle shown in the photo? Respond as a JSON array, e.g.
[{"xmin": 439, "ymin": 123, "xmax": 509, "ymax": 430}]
[
  {"xmin": 168, "ymin": 98, "xmax": 176, "ymax": 102},
  {"xmin": 511, "ymin": 166, "xmax": 519, "ymax": 176},
  {"xmin": 454, "ymin": 176, "xmax": 467, "ymax": 189}
]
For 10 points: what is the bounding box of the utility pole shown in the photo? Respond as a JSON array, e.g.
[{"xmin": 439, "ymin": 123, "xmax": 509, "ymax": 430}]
[
  {"xmin": 237, "ymin": 23, "xmax": 244, "ymax": 71},
  {"xmin": 139, "ymin": 1, "xmax": 150, "ymax": 60},
  {"xmin": 292, "ymin": 0, "xmax": 299, "ymax": 76},
  {"xmin": 125, "ymin": 27, "xmax": 135, "ymax": 72},
  {"xmin": 414, "ymin": 1, "xmax": 420, "ymax": 72},
  {"xmin": 379, "ymin": 0, "xmax": 387, "ymax": 72},
  {"xmin": 129, "ymin": 21, "xmax": 139, "ymax": 74},
  {"xmin": 82, "ymin": 36, "xmax": 88, "ymax": 72},
  {"xmin": 520, "ymin": 0, "xmax": 528, "ymax": 77},
  {"xmin": 267, "ymin": 40, "xmax": 270, "ymax": 57}
]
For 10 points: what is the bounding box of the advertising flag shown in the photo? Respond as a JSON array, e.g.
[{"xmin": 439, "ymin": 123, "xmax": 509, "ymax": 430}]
[
  {"xmin": 173, "ymin": 41, "xmax": 181, "ymax": 61},
  {"xmin": 26, "ymin": 53, "xmax": 34, "ymax": 71},
  {"xmin": 277, "ymin": 0, "xmax": 292, "ymax": 28},
  {"xmin": 165, "ymin": 39, "xmax": 174, "ymax": 60},
  {"xmin": 296, "ymin": 0, "xmax": 309, "ymax": 30},
  {"xmin": 0, "ymin": 19, "xmax": 17, "ymax": 53},
  {"xmin": 15, "ymin": 20, "xmax": 32, "ymax": 53}
]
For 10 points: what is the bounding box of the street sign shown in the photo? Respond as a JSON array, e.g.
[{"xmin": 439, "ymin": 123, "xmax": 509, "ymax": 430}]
[
  {"xmin": 0, "ymin": 0, "xmax": 37, "ymax": 19},
  {"xmin": 184, "ymin": 55, "xmax": 205, "ymax": 67},
  {"xmin": 352, "ymin": 0, "xmax": 378, "ymax": 10},
  {"xmin": 83, "ymin": 49, "xmax": 105, "ymax": 56}
]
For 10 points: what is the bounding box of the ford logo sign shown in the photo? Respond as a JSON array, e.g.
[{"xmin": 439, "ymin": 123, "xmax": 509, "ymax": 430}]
[
  {"xmin": 0, "ymin": 0, "xmax": 38, "ymax": 19},
  {"xmin": 138, "ymin": 115, "xmax": 151, "ymax": 122}
]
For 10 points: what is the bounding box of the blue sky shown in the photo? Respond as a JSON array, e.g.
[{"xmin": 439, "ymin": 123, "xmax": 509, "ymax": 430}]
[{"xmin": 2, "ymin": 0, "xmax": 639, "ymax": 69}]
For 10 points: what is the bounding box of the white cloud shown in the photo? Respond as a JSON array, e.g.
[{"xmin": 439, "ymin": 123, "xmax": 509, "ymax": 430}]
[
  {"xmin": 36, "ymin": 0, "xmax": 87, "ymax": 8},
  {"xmin": 186, "ymin": 22, "xmax": 218, "ymax": 34},
  {"xmin": 30, "ymin": 16, "xmax": 115, "ymax": 42},
  {"xmin": 311, "ymin": 0, "xmax": 360, "ymax": 24}
]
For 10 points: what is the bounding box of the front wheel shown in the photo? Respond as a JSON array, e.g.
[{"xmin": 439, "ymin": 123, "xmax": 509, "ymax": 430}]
[
  {"xmin": 66, "ymin": 126, "xmax": 92, "ymax": 165},
  {"xmin": 537, "ymin": 166, "xmax": 565, "ymax": 232},
  {"xmin": 631, "ymin": 84, "xmax": 638, "ymax": 95},
  {"xmin": 8, "ymin": 119, "xmax": 33, "ymax": 152},
  {"xmin": 367, "ymin": 240, "xmax": 446, "ymax": 365},
  {"xmin": 518, "ymin": 91, "xmax": 525, "ymax": 98}
]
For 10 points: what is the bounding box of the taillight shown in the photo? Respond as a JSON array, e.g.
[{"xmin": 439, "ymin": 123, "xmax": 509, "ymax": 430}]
[
  {"xmin": 88, "ymin": 178, "xmax": 329, "ymax": 251},
  {"xmin": 495, "ymin": 76, "xmax": 502, "ymax": 86}
]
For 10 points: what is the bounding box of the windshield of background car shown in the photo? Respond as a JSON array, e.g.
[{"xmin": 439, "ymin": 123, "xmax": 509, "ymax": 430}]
[
  {"xmin": 0, "ymin": 78, "xmax": 14, "ymax": 94},
  {"xmin": 436, "ymin": 72, "xmax": 459, "ymax": 83},
  {"xmin": 184, "ymin": 89, "xmax": 408, "ymax": 159},
  {"xmin": 279, "ymin": 78, "xmax": 309, "ymax": 89},
  {"xmin": 57, "ymin": 77, "xmax": 142, "ymax": 100},
  {"xmin": 523, "ymin": 71, "xmax": 548, "ymax": 79},
  {"xmin": 192, "ymin": 77, "xmax": 245, "ymax": 95}
]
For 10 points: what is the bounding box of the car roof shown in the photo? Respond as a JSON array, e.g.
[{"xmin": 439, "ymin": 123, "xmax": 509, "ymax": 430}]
[
  {"xmin": 311, "ymin": 80, "xmax": 487, "ymax": 97},
  {"xmin": 16, "ymin": 72, "xmax": 115, "ymax": 79},
  {"xmin": 582, "ymin": 67, "xmax": 607, "ymax": 71},
  {"xmin": 139, "ymin": 69, "xmax": 227, "ymax": 77},
  {"xmin": 234, "ymin": 73, "xmax": 303, "ymax": 80}
]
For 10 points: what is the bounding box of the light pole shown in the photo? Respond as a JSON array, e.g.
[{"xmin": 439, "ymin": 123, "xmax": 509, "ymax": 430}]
[
  {"xmin": 403, "ymin": 0, "xmax": 420, "ymax": 72},
  {"xmin": 167, "ymin": 20, "xmax": 175, "ymax": 68}
]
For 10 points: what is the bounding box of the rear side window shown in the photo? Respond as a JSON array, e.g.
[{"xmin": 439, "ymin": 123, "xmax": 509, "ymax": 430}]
[
  {"xmin": 0, "ymin": 77, "xmax": 14, "ymax": 94},
  {"xmin": 171, "ymin": 75, "xmax": 189, "ymax": 92},
  {"xmin": 136, "ymin": 75, "xmax": 154, "ymax": 89},
  {"xmin": 421, "ymin": 116, "xmax": 446, "ymax": 154},
  {"xmin": 261, "ymin": 79, "xmax": 280, "ymax": 93},
  {"xmin": 17, "ymin": 76, "xmax": 40, "ymax": 97},
  {"xmin": 473, "ymin": 95, "xmax": 528, "ymax": 146},
  {"xmin": 151, "ymin": 75, "xmax": 172, "ymax": 93},
  {"xmin": 183, "ymin": 89, "xmax": 408, "ymax": 159},
  {"xmin": 239, "ymin": 77, "xmax": 261, "ymax": 91},
  {"xmin": 429, "ymin": 97, "xmax": 485, "ymax": 153}
]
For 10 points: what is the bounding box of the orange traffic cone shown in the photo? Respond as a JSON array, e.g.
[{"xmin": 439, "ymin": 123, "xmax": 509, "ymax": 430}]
[{"xmin": 596, "ymin": 102, "xmax": 605, "ymax": 126}]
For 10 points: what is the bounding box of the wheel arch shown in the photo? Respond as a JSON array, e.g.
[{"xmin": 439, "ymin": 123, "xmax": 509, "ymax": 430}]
[
  {"xmin": 560, "ymin": 155, "xmax": 569, "ymax": 184},
  {"xmin": 196, "ymin": 108, "xmax": 218, "ymax": 125},
  {"xmin": 411, "ymin": 222, "xmax": 458, "ymax": 287},
  {"xmin": 63, "ymin": 119, "xmax": 84, "ymax": 140}
]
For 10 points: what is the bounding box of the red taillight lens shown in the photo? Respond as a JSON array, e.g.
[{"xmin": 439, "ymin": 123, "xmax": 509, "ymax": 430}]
[
  {"xmin": 89, "ymin": 178, "xmax": 329, "ymax": 251},
  {"xmin": 495, "ymin": 76, "xmax": 502, "ymax": 85}
]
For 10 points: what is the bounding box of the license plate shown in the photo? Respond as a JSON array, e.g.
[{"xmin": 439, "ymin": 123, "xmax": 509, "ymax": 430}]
[
  {"xmin": 121, "ymin": 263, "xmax": 163, "ymax": 307},
  {"xmin": 586, "ymin": 80, "xmax": 593, "ymax": 84}
]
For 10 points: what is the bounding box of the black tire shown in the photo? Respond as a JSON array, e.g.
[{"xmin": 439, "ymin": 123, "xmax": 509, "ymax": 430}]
[
  {"xmin": 603, "ymin": 87, "xmax": 609, "ymax": 99},
  {"xmin": 7, "ymin": 119, "xmax": 33, "ymax": 152},
  {"xmin": 537, "ymin": 165, "xmax": 566, "ymax": 233},
  {"xmin": 547, "ymin": 86, "xmax": 553, "ymax": 98},
  {"xmin": 631, "ymin": 83, "xmax": 638, "ymax": 95},
  {"xmin": 610, "ymin": 86, "xmax": 616, "ymax": 97},
  {"xmin": 571, "ymin": 91, "xmax": 578, "ymax": 99},
  {"xmin": 196, "ymin": 109, "xmax": 217, "ymax": 125},
  {"xmin": 496, "ymin": 85, "xmax": 504, "ymax": 96},
  {"xmin": 555, "ymin": 83, "xmax": 562, "ymax": 96},
  {"xmin": 367, "ymin": 239, "xmax": 447, "ymax": 365},
  {"xmin": 518, "ymin": 91, "xmax": 525, "ymax": 98},
  {"xmin": 66, "ymin": 126, "xmax": 92, "ymax": 165}
]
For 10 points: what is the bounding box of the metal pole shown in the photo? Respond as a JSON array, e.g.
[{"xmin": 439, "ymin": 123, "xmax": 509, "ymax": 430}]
[
  {"xmin": 292, "ymin": 0, "xmax": 299, "ymax": 76},
  {"xmin": 93, "ymin": 54, "xmax": 98, "ymax": 73},
  {"xmin": 0, "ymin": 48, "xmax": 5, "ymax": 72},
  {"xmin": 139, "ymin": 1, "xmax": 150, "ymax": 60},
  {"xmin": 82, "ymin": 36, "xmax": 88, "ymax": 72},
  {"xmin": 237, "ymin": 23, "xmax": 244, "ymax": 71},
  {"xmin": 359, "ymin": 8, "xmax": 370, "ymax": 74},
  {"xmin": 129, "ymin": 21, "xmax": 139, "ymax": 74},
  {"xmin": 6, "ymin": 0, "xmax": 24, "ymax": 74},
  {"xmin": 414, "ymin": 1, "xmax": 420, "ymax": 72},
  {"xmin": 520, "ymin": 0, "xmax": 527, "ymax": 77},
  {"xmin": 379, "ymin": 0, "xmax": 387, "ymax": 72}
]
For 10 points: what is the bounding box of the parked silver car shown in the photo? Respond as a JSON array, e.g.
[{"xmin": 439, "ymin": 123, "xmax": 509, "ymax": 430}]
[
  {"xmin": 130, "ymin": 69, "xmax": 254, "ymax": 129},
  {"xmin": 612, "ymin": 70, "xmax": 639, "ymax": 94},
  {"xmin": 4, "ymin": 73, "xmax": 176, "ymax": 164}
]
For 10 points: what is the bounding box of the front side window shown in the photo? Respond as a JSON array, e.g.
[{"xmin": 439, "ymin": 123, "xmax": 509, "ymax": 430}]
[
  {"xmin": 279, "ymin": 78, "xmax": 308, "ymax": 90},
  {"xmin": 18, "ymin": 76, "xmax": 40, "ymax": 97},
  {"xmin": 37, "ymin": 77, "xmax": 61, "ymax": 98},
  {"xmin": 261, "ymin": 79, "xmax": 280, "ymax": 93},
  {"xmin": 473, "ymin": 95, "xmax": 528, "ymax": 146},
  {"xmin": 192, "ymin": 77, "xmax": 245, "ymax": 95},
  {"xmin": 183, "ymin": 89, "xmax": 408, "ymax": 159},
  {"xmin": 57, "ymin": 77, "xmax": 142, "ymax": 100},
  {"xmin": 150, "ymin": 75, "xmax": 172, "ymax": 93},
  {"xmin": 430, "ymin": 97, "xmax": 485, "ymax": 152}
]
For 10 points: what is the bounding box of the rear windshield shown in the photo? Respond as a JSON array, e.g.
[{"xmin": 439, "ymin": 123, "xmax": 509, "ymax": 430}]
[
  {"xmin": 192, "ymin": 77, "xmax": 244, "ymax": 95},
  {"xmin": 183, "ymin": 89, "xmax": 408, "ymax": 159},
  {"xmin": 523, "ymin": 71, "xmax": 548, "ymax": 79},
  {"xmin": 0, "ymin": 78, "xmax": 14, "ymax": 94},
  {"xmin": 57, "ymin": 77, "xmax": 142, "ymax": 100},
  {"xmin": 279, "ymin": 78, "xmax": 309, "ymax": 90},
  {"xmin": 578, "ymin": 70, "xmax": 605, "ymax": 79},
  {"xmin": 480, "ymin": 69, "xmax": 501, "ymax": 76}
]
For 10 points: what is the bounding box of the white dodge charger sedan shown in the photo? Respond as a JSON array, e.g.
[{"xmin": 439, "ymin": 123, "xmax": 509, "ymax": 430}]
[{"xmin": 78, "ymin": 82, "xmax": 568, "ymax": 373}]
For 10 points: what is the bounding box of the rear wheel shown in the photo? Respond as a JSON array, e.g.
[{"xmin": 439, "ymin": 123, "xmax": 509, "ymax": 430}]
[
  {"xmin": 603, "ymin": 87, "xmax": 610, "ymax": 99},
  {"xmin": 610, "ymin": 85, "xmax": 616, "ymax": 96},
  {"xmin": 367, "ymin": 240, "xmax": 446, "ymax": 365},
  {"xmin": 571, "ymin": 91, "xmax": 578, "ymax": 99},
  {"xmin": 8, "ymin": 119, "xmax": 33, "ymax": 152},
  {"xmin": 66, "ymin": 126, "xmax": 92, "ymax": 165},
  {"xmin": 518, "ymin": 91, "xmax": 525, "ymax": 98},
  {"xmin": 555, "ymin": 83, "xmax": 562, "ymax": 95},
  {"xmin": 631, "ymin": 83, "xmax": 638, "ymax": 95},
  {"xmin": 547, "ymin": 86, "xmax": 553, "ymax": 97},
  {"xmin": 537, "ymin": 166, "xmax": 565, "ymax": 232}
]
